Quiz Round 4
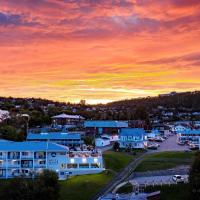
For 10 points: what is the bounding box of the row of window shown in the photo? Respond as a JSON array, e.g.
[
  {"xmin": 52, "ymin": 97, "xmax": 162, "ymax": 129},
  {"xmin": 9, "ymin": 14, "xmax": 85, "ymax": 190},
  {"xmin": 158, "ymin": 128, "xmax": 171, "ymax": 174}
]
[{"xmin": 61, "ymin": 163, "xmax": 100, "ymax": 169}]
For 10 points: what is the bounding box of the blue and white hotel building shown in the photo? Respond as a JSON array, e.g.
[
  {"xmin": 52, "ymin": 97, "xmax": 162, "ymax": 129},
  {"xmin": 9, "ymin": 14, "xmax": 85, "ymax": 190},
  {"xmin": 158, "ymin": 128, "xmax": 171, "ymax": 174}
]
[
  {"xmin": 119, "ymin": 128, "xmax": 147, "ymax": 149},
  {"xmin": 0, "ymin": 140, "xmax": 104, "ymax": 179}
]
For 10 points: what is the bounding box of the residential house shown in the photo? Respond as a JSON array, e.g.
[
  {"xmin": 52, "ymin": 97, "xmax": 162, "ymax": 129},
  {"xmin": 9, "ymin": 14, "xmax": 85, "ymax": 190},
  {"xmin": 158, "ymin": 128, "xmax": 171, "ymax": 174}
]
[
  {"xmin": 84, "ymin": 120, "xmax": 128, "ymax": 136},
  {"xmin": 119, "ymin": 128, "xmax": 147, "ymax": 149}
]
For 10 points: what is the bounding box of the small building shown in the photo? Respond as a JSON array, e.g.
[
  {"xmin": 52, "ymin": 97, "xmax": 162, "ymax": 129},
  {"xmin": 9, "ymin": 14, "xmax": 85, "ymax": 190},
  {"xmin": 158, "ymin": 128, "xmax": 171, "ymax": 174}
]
[
  {"xmin": 27, "ymin": 132, "xmax": 83, "ymax": 147},
  {"xmin": 84, "ymin": 120, "xmax": 128, "ymax": 135},
  {"xmin": 173, "ymin": 125, "xmax": 188, "ymax": 133},
  {"xmin": 177, "ymin": 129, "xmax": 200, "ymax": 144},
  {"xmin": 101, "ymin": 134, "xmax": 119, "ymax": 142},
  {"xmin": 51, "ymin": 113, "xmax": 84, "ymax": 127},
  {"xmin": 95, "ymin": 137, "xmax": 110, "ymax": 147},
  {"xmin": 0, "ymin": 110, "xmax": 10, "ymax": 122},
  {"xmin": 119, "ymin": 128, "xmax": 147, "ymax": 149}
]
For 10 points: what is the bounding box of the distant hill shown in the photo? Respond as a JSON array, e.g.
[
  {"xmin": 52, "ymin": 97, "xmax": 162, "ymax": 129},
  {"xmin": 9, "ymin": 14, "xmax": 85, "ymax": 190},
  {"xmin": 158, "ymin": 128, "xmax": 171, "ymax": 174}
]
[{"xmin": 106, "ymin": 91, "xmax": 200, "ymax": 111}]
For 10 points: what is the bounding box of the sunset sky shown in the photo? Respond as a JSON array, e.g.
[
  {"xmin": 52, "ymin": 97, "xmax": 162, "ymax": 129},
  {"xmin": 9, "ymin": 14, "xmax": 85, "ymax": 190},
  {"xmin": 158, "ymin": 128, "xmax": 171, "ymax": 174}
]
[{"xmin": 0, "ymin": 0, "xmax": 200, "ymax": 104}]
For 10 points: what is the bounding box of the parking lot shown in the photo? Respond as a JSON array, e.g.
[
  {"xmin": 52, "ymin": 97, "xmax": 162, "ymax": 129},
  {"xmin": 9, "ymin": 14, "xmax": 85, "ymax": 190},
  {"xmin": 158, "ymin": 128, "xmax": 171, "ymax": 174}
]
[{"xmin": 151, "ymin": 134, "xmax": 189, "ymax": 152}]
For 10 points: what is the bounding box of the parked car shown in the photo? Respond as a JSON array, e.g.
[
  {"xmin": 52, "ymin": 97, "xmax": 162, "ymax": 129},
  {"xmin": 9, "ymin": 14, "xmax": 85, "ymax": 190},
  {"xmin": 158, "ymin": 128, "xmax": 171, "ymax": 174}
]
[
  {"xmin": 147, "ymin": 143, "xmax": 159, "ymax": 150},
  {"xmin": 189, "ymin": 144, "xmax": 199, "ymax": 150},
  {"xmin": 148, "ymin": 137, "xmax": 155, "ymax": 141},
  {"xmin": 155, "ymin": 137, "xmax": 165, "ymax": 142},
  {"xmin": 172, "ymin": 175, "xmax": 184, "ymax": 183},
  {"xmin": 177, "ymin": 141, "xmax": 185, "ymax": 146}
]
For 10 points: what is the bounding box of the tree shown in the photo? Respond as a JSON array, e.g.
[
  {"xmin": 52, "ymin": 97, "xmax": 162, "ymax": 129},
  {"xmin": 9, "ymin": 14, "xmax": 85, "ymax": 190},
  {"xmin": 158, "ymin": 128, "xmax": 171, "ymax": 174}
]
[
  {"xmin": 84, "ymin": 136, "xmax": 94, "ymax": 146},
  {"xmin": 189, "ymin": 152, "xmax": 200, "ymax": 200},
  {"xmin": 1, "ymin": 177, "xmax": 34, "ymax": 200},
  {"xmin": 113, "ymin": 141, "xmax": 120, "ymax": 151},
  {"xmin": 34, "ymin": 170, "xmax": 60, "ymax": 200},
  {"xmin": 0, "ymin": 170, "xmax": 60, "ymax": 200}
]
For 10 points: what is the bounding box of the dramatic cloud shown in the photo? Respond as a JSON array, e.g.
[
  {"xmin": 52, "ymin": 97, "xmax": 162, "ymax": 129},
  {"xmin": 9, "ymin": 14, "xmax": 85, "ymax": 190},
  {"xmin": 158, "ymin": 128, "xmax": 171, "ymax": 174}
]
[{"xmin": 0, "ymin": 0, "xmax": 200, "ymax": 103}]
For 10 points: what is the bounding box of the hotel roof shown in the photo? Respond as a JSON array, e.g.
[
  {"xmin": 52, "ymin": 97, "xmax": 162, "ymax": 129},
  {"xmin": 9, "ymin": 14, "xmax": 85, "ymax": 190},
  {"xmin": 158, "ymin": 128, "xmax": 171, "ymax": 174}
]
[
  {"xmin": 27, "ymin": 132, "xmax": 81, "ymax": 140},
  {"xmin": 84, "ymin": 120, "xmax": 128, "ymax": 128},
  {"xmin": 0, "ymin": 141, "xmax": 68, "ymax": 151}
]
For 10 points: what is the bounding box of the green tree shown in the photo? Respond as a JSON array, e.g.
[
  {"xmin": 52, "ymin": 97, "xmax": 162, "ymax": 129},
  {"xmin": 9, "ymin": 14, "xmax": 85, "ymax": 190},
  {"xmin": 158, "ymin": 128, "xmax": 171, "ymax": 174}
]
[
  {"xmin": 34, "ymin": 170, "xmax": 60, "ymax": 200},
  {"xmin": 189, "ymin": 152, "xmax": 200, "ymax": 200},
  {"xmin": 1, "ymin": 178, "xmax": 34, "ymax": 200},
  {"xmin": 113, "ymin": 141, "xmax": 120, "ymax": 151}
]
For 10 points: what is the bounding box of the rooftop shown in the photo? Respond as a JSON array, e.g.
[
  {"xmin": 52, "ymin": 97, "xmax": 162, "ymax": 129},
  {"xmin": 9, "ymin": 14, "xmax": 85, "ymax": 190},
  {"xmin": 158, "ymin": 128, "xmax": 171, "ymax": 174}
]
[
  {"xmin": 27, "ymin": 132, "xmax": 81, "ymax": 140},
  {"xmin": 84, "ymin": 120, "xmax": 128, "ymax": 128},
  {"xmin": 51, "ymin": 113, "xmax": 84, "ymax": 119},
  {"xmin": 120, "ymin": 128, "xmax": 146, "ymax": 137},
  {"xmin": 0, "ymin": 141, "xmax": 68, "ymax": 151}
]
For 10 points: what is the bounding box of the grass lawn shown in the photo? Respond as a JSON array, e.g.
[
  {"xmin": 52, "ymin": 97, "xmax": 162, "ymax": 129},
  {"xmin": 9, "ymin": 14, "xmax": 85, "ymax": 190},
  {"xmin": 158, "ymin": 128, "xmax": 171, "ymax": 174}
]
[
  {"xmin": 116, "ymin": 182, "xmax": 133, "ymax": 194},
  {"xmin": 59, "ymin": 150, "xmax": 133, "ymax": 200},
  {"xmin": 144, "ymin": 184, "xmax": 189, "ymax": 200},
  {"xmin": 135, "ymin": 151, "xmax": 195, "ymax": 172},
  {"xmin": 59, "ymin": 171, "xmax": 114, "ymax": 200},
  {"xmin": 103, "ymin": 150, "xmax": 133, "ymax": 172}
]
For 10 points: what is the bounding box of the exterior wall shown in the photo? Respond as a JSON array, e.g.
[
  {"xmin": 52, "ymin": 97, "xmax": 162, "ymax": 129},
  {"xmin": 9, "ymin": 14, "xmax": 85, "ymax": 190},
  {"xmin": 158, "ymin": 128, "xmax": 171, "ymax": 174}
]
[
  {"xmin": 53, "ymin": 118, "xmax": 84, "ymax": 127},
  {"xmin": 119, "ymin": 129, "xmax": 147, "ymax": 149},
  {"xmin": 0, "ymin": 150, "xmax": 104, "ymax": 179},
  {"xmin": 177, "ymin": 133, "xmax": 200, "ymax": 144},
  {"xmin": 85, "ymin": 127, "xmax": 120, "ymax": 136},
  {"xmin": 119, "ymin": 141, "xmax": 145, "ymax": 149}
]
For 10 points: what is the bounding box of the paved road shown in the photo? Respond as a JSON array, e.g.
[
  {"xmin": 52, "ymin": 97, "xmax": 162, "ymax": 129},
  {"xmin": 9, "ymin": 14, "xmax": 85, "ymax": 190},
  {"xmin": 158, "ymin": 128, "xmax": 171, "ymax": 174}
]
[
  {"xmin": 130, "ymin": 174, "xmax": 188, "ymax": 186},
  {"xmin": 93, "ymin": 135, "xmax": 190, "ymax": 199},
  {"xmin": 91, "ymin": 152, "xmax": 146, "ymax": 200}
]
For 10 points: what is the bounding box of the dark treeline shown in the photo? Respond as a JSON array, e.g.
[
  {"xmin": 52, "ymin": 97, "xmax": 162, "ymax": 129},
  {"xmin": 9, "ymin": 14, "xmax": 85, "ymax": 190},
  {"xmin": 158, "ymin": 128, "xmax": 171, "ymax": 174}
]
[{"xmin": 0, "ymin": 170, "xmax": 60, "ymax": 200}]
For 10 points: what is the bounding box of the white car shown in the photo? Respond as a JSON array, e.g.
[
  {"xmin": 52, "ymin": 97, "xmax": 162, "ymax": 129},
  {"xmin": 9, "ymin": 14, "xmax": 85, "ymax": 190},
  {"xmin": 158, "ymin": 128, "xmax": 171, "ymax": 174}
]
[{"xmin": 172, "ymin": 175, "xmax": 184, "ymax": 183}]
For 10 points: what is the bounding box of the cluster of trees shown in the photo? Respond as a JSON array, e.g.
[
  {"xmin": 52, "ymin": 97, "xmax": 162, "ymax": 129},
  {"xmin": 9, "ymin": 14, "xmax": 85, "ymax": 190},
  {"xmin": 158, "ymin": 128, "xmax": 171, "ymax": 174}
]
[
  {"xmin": 189, "ymin": 152, "xmax": 200, "ymax": 200},
  {"xmin": 0, "ymin": 170, "xmax": 60, "ymax": 200}
]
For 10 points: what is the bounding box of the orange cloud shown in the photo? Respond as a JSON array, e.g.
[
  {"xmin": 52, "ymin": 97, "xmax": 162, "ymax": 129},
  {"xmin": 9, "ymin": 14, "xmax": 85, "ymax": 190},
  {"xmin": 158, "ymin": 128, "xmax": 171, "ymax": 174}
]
[{"xmin": 0, "ymin": 0, "xmax": 199, "ymax": 103}]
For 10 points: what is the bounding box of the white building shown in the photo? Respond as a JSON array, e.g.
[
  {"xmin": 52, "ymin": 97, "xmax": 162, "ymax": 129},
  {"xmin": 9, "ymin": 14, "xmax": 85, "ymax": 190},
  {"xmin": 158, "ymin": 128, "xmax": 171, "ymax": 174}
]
[
  {"xmin": 0, "ymin": 141, "xmax": 104, "ymax": 179},
  {"xmin": 95, "ymin": 138, "xmax": 110, "ymax": 147},
  {"xmin": 0, "ymin": 110, "xmax": 10, "ymax": 122}
]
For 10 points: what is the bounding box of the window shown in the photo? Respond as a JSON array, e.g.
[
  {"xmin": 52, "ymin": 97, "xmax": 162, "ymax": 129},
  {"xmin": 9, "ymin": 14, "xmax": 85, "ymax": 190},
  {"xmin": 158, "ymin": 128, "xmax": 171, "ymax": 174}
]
[
  {"xmin": 91, "ymin": 163, "xmax": 100, "ymax": 168},
  {"xmin": 79, "ymin": 163, "xmax": 89, "ymax": 168},
  {"xmin": 39, "ymin": 160, "xmax": 46, "ymax": 165},
  {"xmin": 67, "ymin": 164, "xmax": 77, "ymax": 168},
  {"xmin": 22, "ymin": 152, "xmax": 29, "ymax": 156}
]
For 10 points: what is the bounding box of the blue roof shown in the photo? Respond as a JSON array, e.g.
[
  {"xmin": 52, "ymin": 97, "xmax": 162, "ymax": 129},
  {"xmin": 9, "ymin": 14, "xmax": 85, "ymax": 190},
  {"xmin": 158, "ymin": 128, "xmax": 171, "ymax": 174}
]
[
  {"xmin": 120, "ymin": 128, "xmax": 146, "ymax": 137},
  {"xmin": 0, "ymin": 139, "xmax": 12, "ymax": 142},
  {"xmin": 27, "ymin": 132, "xmax": 81, "ymax": 140},
  {"xmin": 179, "ymin": 129, "xmax": 200, "ymax": 135},
  {"xmin": 0, "ymin": 141, "xmax": 68, "ymax": 151},
  {"xmin": 84, "ymin": 120, "xmax": 128, "ymax": 128}
]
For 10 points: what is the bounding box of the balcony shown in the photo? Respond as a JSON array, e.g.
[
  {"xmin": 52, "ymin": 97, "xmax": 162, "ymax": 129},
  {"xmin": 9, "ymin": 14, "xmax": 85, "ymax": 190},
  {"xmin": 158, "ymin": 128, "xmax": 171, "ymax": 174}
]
[
  {"xmin": 8, "ymin": 155, "xmax": 20, "ymax": 159},
  {"xmin": 21, "ymin": 164, "xmax": 33, "ymax": 168}
]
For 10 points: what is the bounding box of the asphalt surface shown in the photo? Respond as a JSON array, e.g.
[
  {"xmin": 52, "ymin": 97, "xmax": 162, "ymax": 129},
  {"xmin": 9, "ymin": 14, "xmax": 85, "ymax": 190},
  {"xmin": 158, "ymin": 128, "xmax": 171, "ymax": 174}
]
[
  {"xmin": 93, "ymin": 134, "xmax": 190, "ymax": 199},
  {"xmin": 154, "ymin": 134, "xmax": 189, "ymax": 152},
  {"xmin": 130, "ymin": 174, "xmax": 189, "ymax": 186}
]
